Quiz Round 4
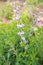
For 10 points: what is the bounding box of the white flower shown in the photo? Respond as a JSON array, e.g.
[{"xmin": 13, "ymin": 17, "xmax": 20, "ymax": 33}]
[
  {"xmin": 13, "ymin": 8, "xmax": 17, "ymax": 12},
  {"xmin": 21, "ymin": 36, "xmax": 28, "ymax": 44},
  {"xmin": 18, "ymin": 31, "xmax": 24, "ymax": 35},
  {"xmin": 24, "ymin": 40, "xmax": 28, "ymax": 43},
  {"xmin": 16, "ymin": 6, "xmax": 20, "ymax": 10},
  {"xmin": 21, "ymin": 36, "xmax": 25, "ymax": 40},
  {"xmin": 13, "ymin": 6, "xmax": 20, "ymax": 12},
  {"xmin": 37, "ymin": 18, "xmax": 40, "ymax": 22},
  {"xmin": 13, "ymin": 14, "xmax": 21, "ymax": 20},
  {"xmin": 17, "ymin": 24, "xmax": 25, "ymax": 28}
]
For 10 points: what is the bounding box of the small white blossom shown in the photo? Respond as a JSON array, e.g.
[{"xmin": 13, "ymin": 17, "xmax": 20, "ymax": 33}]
[
  {"xmin": 21, "ymin": 36, "xmax": 28, "ymax": 44},
  {"xmin": 13, "ymin": 14, "xmax": 21, "ymax": 20},
  {"xmin": 37, "ymin": 18, "xmax": 40, "ymax": 22},
  {"xmin": 13, "ymin": 6, "xmax": 20, "ymax": 12},
  {"xmin": 16, "ymin": 6, "xmax": 20, "ymax": 10},
  {"xmin": 21, "ymin": 36, "xmax": 25, "ymax": 40},
  {"xmin": 17, "ymin": 24, "xmax": 25, "ymax": 28},
  {"xmin": 23, "ymin": 40, "xmax": 28, "ymax": 44},
  {"xmin": 13, "ymin": 8, "xmax": 17, "ymax": 12},
  {"xmin": 18, "ymin": 31, "xmax": 24, "ymax": 35}
]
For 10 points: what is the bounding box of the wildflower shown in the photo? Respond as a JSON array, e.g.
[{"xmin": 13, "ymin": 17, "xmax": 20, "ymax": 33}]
[
  {"xmin": 16, "ymin": 6, "xmax": 20, "ymax": 10},
  {"xmin": 23, "ymin": 39, "xmax": 28, "ymax": 44},
  {"xmin": 21, "ymin": 36, "xmax": 28, "ymax": 44},
  {"xmin": 13, "ymin": 14, "xmax": 21, "ymax": 20},
  {"xmin": 17, "ymin": 24, "xmax": 25, "ymax": 28},
  {"xmin": 13, "ymin": 8, "xmax": 17, "ymax": 12},
  {"xmin": 18, "ymin": 31, "xmax": 24, "ymax": 35},
  {"xmin": 21, "ymin": 36, "xmax": 25, "ymax": 40},
  {"xmin": 37, "ymin": 18, "xmax": 40, "ymax": 22}
]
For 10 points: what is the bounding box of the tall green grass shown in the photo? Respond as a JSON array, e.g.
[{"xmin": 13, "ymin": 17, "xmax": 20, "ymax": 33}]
[{"xmin": 27, "ymin": 0, "xmax": 43, "ymax": 5}]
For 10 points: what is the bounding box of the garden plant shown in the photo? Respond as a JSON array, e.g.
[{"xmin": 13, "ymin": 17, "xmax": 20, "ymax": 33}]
[{"xmin": 0, "ymin": 0, "xmax": 43, "ymax": 65}]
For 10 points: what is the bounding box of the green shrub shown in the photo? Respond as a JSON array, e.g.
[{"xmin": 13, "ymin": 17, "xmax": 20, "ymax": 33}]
[
  {"xmin": 0, "ymin": 2, "xmax": 43, "ymax": 65},
  {"xmin": 0, "ymin": 19, "xmax": 43, "ymax": 65},
  {"xmin": 3, "ymin": 5, "xmax": 13, "ymax": 20}
]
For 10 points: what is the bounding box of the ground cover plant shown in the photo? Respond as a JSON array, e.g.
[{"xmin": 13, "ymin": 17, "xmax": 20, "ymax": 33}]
[{"xmin": 0, "ymin": 0, "xmax": 43, "ymax": 65}]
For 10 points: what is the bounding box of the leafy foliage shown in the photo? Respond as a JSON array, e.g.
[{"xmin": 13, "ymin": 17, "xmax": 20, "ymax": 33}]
[
  {"xmin": 0, "ymin": 1, "xmax": 43, "ymax": 65},
  {"xmin": 0, "ymin": 17, "xmax": 43, "ymax": 65}
]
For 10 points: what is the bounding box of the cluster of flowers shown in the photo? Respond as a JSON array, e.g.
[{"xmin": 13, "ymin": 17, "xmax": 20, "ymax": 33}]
[
  {"xmin": 10, "ymin": 1, "xmax": 27, "ymax": 21},
  {"xmin": 13, "ymin": 6, "xmax": 21, "ymax": 20},
  {"xmin": 10, "ymin": 1, "xmax": 28, "ymax": 49},
  {"xmin": 17, "ymin": 24, "xmax": 28, "ymax": 44},
  {"xmin": 10, "ymin": 1, "xmax": 21, "ymax": 20}
]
